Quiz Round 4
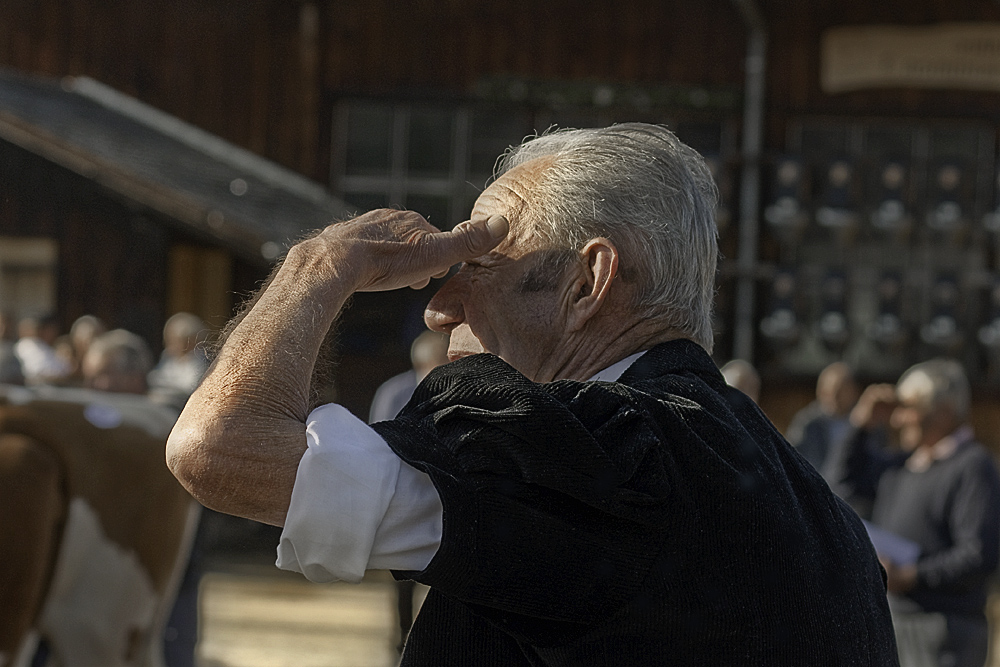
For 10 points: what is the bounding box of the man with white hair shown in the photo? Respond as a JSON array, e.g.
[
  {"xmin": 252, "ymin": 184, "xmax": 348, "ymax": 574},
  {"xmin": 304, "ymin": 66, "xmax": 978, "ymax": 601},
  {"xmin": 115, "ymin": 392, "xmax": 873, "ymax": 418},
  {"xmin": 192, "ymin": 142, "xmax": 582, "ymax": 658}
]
[
  {"xmin": 167, "ymin": 124, "xmax": 898, "ymax": 664},
  {"xmin": 844, "ymin": 359, "xmax": 1000, "ymax": 667}
]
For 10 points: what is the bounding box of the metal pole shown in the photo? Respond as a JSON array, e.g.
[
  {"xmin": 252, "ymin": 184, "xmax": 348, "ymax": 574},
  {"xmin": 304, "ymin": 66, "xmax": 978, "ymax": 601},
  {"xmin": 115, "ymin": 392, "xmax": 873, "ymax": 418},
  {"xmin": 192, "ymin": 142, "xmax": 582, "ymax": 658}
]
[{"xmin": 730, "ymin": 0, "xmax": 767, "ymax": 362}]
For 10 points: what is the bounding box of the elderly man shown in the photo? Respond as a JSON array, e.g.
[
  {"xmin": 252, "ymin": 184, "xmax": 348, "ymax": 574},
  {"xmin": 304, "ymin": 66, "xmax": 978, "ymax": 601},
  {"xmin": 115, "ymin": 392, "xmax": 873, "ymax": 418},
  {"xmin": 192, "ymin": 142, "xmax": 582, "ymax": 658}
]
[
  {"xmin": 167, "ymin": 124, "xmax": 897, "ymax": 664},
  {"xmin": 369, "ymin": 330, "xmax": 451, "ymax": 425},
  {"xmin": 82, "ymin": 329, "xmax": 154, "ymax": 395},
  {"xmin": 838, "ymin": 359, "xmax": 1000, "ymax": 667},
  {"xmin": 720, "ymin": 358, "xmax": 761, "ymax": 404}
]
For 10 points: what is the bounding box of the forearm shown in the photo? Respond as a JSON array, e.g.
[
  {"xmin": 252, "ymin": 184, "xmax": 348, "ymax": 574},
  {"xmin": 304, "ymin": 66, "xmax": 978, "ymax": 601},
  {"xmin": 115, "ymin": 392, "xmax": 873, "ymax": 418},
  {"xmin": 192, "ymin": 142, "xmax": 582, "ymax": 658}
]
[
  {"xmin": 167, "ymin": 243, "xmax": 353, "ymax": 526},
  {"xmin": 916, "ymin": 542, "xmax": 990, "ymax": 593},
  {"xmin": 165, "ymin": 209, "xmax": 508, "ymax": 526}
]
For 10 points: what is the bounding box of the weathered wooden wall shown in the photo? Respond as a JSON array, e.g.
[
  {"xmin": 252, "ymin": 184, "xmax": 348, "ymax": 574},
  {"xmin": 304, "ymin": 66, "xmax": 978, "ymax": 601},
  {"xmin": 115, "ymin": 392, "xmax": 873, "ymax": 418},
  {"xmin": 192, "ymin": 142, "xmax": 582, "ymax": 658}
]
[
  {"xmin": 4, "ymin": 0, "xmax": 997, "ymax": 237},
  {"xmin": 0, "ymin": 0, "xmax": 748, "ymax": 181},
  {"xmin": 1, "ymin": 0, "xmax": 317, "ymax": 176},
  {"xmin": 763, "ymin": 0, "xmax": 1000, "ymax": 146},
  {"xmin": 321, "ymin": 0, "xmax": 746, "ymax": 90},
  {"xmin": 0, "ymin": 142, "xmax": 167, "ymax": 344}
]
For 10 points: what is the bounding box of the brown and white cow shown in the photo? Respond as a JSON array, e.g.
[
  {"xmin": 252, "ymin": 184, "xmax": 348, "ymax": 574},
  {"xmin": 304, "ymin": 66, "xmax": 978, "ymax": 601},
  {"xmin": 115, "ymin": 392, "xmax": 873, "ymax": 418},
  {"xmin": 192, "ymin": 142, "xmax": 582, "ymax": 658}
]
[{"xmin": 0, "ymin": 385, "xmax": 198, "ymax": 667}]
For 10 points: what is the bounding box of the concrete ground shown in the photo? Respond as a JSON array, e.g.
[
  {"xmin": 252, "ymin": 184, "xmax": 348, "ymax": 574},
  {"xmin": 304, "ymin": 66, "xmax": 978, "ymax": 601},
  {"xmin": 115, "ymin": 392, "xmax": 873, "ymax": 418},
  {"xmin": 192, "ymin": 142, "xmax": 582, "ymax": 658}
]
[
  {"xmin": 197, "ymin": 566, "xmax": 426, "ymax": 667},
  {"xmin": 195, "ymin": 563, "xmax": 1000, "ymax": 667}
]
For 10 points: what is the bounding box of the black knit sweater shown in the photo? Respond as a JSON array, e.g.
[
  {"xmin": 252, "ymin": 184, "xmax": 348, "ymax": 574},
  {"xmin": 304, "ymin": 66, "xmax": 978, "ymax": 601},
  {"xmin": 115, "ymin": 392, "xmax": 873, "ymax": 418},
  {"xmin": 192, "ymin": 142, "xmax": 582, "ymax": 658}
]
[
  {"xmin": 372, "ymin": 340, "xmax": 898, "ymax": 666},
  {"xmin": 873, "ymin": 441, "xmax": 1000, "ymax": 617}
]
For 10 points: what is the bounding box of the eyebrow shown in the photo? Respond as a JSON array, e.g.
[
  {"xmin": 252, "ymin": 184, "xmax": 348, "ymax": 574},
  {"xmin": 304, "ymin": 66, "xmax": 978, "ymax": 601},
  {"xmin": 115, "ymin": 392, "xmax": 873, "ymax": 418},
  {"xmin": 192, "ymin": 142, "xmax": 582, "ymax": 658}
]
[{"xmin": 465, "ymin": 251, "xmax": 507, "ymax": 267}]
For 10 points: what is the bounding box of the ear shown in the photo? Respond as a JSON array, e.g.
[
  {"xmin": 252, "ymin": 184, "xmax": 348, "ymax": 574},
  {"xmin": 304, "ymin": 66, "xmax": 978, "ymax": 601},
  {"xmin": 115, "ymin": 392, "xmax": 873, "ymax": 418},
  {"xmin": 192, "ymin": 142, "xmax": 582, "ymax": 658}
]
[{"xmin": 566, "ymin": 237, "xmax": 619, "ymax": 332}]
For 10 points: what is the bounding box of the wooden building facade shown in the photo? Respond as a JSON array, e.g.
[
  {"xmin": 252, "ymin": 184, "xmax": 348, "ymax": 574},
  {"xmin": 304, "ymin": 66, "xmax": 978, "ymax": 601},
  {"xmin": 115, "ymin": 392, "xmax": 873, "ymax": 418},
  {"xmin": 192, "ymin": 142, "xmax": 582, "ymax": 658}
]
[{"xmin": 2, "ymin": 0, "xmax": 1000, "ymax": 433}]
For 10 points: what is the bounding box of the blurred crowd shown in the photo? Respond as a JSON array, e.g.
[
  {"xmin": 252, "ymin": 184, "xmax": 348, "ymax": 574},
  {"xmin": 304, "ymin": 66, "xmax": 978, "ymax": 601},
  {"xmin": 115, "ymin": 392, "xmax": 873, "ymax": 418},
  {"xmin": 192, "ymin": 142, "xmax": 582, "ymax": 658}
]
[{"xmin": 0, "ymin": 311, "xmax": 208, "ymax": 409}]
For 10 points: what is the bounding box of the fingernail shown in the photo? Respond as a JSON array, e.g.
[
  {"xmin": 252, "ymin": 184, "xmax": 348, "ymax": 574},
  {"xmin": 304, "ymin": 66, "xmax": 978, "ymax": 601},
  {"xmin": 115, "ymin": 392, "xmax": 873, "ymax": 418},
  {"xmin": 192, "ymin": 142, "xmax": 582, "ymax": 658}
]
[{"xmin": 486, "ymin": 215, "xmax": 509, "ymax": 239}]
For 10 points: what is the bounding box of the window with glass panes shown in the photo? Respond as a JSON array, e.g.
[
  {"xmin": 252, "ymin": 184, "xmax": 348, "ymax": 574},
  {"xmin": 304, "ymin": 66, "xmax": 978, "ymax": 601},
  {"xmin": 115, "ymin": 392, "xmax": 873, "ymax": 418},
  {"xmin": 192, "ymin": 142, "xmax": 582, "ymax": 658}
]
[
  {"xmin": 330, "ymin": 101, "xmax": 736, "ymax": 231},
  {"xmin": 331, "ymin": 103, "xmax": 533, "ymax": 230}
]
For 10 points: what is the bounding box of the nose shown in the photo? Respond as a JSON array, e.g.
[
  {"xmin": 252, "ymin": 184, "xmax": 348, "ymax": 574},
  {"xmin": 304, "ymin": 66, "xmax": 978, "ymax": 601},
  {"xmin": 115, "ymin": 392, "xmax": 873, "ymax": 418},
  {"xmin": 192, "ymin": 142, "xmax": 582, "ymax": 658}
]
[
  {"xmin": 890, "ymin": 405, "xmax": 914, "ymax": 430},
  {"xmin": 424, "ymin": 273, "xmax": 466, "ymax": 334}
]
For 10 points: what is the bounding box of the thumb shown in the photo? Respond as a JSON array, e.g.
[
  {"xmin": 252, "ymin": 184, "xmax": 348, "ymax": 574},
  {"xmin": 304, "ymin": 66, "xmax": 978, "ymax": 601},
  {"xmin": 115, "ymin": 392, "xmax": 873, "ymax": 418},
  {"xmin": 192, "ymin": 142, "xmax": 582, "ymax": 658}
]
[{"xmin": 436, "ymin": 215, "xmax": 510, "ymax": 261}]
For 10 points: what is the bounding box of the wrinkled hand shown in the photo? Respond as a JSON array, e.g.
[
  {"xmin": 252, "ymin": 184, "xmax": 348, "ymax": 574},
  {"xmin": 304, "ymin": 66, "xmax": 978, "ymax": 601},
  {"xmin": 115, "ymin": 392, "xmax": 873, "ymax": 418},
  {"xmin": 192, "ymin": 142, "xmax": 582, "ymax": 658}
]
[
  {"xmin": 850, "ymin": 383, "xmax": 897, "ymax": 430},
  {"xmin": 290, "ymin": 209, "xmax": 509, "ymax": 293}
]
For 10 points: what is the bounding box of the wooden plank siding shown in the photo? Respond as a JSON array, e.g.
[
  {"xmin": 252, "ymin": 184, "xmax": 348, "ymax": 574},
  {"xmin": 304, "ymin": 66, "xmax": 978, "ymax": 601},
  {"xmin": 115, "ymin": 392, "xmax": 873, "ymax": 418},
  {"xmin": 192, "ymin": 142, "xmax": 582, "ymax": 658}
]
[
  {"xmin": 1, "ymin": 1, "xmax": 316, "ymax": 178},
  {"xmin": 2, "ymin": 0, "xmax": 997, "ymax": 196},
  {"xmin": 320, "ymin": 0, "xmax": 746, "ymax": 93},
  {"xmin": 1, "ymin": 0, "xmax": 748, "ymax": 179},
  {"xmin": 0, "ymin": 140, "xmax": 166, "ymax": 343},
  {"xmin": 762, "ymin": 0, "xmax": 1000, "ymax": 148}
]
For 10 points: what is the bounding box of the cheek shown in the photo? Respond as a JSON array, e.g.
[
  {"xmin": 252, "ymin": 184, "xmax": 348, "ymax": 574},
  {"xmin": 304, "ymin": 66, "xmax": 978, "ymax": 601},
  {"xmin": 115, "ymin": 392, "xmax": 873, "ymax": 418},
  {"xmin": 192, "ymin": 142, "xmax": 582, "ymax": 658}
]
[
  {"xmin": 892, "ymin": 409, "xmax": 922, "ymax": 433},
  {"xmin": 515, "ymin": 292, "xmax": 560, "ymax": 332}
]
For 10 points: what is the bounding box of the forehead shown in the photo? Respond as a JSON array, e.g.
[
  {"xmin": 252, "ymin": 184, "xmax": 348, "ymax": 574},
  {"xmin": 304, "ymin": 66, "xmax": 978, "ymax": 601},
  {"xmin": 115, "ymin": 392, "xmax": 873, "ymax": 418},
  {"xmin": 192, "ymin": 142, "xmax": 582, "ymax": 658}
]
[
  {"xmin": 471, "ymin": 156, "xmax": 554, "ymax": 247},
  {"xmin": 818, "ymin": 364, "xmax": 850, "ymax": 389}
]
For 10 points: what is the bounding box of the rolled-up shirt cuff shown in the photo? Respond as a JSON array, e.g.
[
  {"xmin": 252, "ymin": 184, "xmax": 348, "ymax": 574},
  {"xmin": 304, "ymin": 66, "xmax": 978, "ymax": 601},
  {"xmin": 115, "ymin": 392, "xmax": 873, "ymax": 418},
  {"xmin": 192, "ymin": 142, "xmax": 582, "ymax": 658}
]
[
  {"xmin": 276, "ymin": 403, "xmax": 441, "ymax": 583},
  {"xmin": 277, "ymin": 403, "xmax": 402, "ymax": 583}
]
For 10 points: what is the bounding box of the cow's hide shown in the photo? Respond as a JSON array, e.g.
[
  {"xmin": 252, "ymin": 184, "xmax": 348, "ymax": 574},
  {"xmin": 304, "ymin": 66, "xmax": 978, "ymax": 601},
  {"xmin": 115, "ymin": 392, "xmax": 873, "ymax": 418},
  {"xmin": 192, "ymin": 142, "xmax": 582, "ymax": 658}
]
[{"xmin": 0, "ymin": 386, "xmax": 198, "ymax": 667}]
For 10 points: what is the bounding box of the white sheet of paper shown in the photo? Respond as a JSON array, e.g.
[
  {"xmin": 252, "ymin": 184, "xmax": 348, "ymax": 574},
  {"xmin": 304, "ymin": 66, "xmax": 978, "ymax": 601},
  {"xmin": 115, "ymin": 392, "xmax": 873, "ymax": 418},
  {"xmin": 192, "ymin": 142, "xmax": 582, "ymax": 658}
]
[{"xmin": 862, "ymin": 520, "xmax": 920, "ymax": 566}]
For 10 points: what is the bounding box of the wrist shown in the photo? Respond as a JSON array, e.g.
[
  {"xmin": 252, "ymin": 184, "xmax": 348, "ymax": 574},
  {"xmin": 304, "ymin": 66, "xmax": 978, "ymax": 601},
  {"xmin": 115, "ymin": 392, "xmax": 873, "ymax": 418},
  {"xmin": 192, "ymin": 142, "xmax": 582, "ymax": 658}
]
[{"xmin": 276, "ymin": 240, "xmax": 360, "ymax": 297}]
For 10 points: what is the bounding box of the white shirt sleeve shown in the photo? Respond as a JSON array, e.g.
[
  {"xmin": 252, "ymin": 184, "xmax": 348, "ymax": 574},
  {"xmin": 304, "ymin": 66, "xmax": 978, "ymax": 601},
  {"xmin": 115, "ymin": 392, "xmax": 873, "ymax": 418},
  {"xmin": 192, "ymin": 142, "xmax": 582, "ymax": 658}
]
[
  {"xmin": 275, "ymin": 353, "xmax": 643, "ymax": 584},
  {"xmin": 275, "ymin": 403, "xmax": 442, "ymax": 583}
]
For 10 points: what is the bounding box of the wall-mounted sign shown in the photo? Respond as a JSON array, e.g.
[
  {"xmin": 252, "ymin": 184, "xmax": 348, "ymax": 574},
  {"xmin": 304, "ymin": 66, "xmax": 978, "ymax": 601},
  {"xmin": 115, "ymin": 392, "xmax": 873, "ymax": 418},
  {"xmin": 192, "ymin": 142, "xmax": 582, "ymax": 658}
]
[{"xmin": 821, "ymin": 23, "xmax": 1000, "ymax": 93}]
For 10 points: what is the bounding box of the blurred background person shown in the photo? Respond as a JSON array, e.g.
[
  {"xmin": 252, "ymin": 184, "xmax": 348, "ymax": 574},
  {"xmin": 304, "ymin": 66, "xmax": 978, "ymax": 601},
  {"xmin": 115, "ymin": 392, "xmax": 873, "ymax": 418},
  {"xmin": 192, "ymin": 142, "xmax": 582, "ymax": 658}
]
[
  {"xmin": 148, "ymin": 313, "xmax": 209, "ymax": 409},
  {"xmin": 369, "ymin": 330, "xmax": 450, "ymax": 424},
  {"xmin": 834, "ymin": 359, "xmax": 1000, "ymax": 667},
  {"xmin": 15, "ymin": 314, "xmax": 70, "ymax": 386},
  {"xmin": 368, "ymin": 330, "xmax": 449, "ymax": 652},
  {"xmin": 720, "ymin": 358, "xmax": 761, "ymax": 406},
  {"xmin": 82, "ymin": 328, "xmax": 154, "ymax": 394},
  {"xmin": 0, "ymin": 311, "xmax": 24, "ymax": 385},
  {"xmin": 52, "ymin": 334, "xmax": 75, "ymax": 381},
  {"xmin": 785, "ymin": 361, "xmax": 860, "ymax": 477},
  {"xmin": 61, "ymin": 314, "xmax": 108, "ymax": 384}
]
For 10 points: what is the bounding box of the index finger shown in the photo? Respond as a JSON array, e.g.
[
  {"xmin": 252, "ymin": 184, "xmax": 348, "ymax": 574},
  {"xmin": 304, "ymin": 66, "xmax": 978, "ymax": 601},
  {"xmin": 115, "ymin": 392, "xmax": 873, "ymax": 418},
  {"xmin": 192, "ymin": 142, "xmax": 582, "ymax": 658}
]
[{"xmin": 422, "ymin": 214, "xmax": 509, "ymax": 269}]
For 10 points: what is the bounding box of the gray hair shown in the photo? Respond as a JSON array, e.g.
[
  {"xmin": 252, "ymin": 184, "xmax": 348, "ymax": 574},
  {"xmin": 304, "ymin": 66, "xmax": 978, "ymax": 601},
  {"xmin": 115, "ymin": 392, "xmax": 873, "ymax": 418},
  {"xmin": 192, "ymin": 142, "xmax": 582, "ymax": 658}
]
[
  {"xmin": 70, "ymin": 314, "xmax": 106, "ymax": 340},
  {"xmin": 497, "ymin": 123, "xmax": 719, "ymax": 350},
  {"xmin": 897, "ymin": 358, "xmax": 970, "ymax": 420}
]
